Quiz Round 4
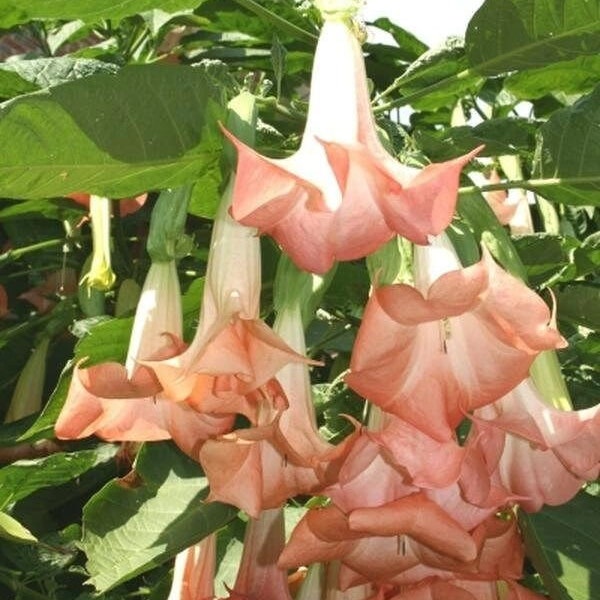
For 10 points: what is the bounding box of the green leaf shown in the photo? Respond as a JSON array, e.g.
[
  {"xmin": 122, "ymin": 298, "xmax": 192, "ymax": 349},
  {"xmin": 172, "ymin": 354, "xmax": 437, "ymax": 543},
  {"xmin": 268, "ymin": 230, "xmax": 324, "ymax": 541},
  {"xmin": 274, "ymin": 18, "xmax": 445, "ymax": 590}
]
[
  {"xmin": 0, "ymin": 70, "xmax": 39, "ymax": 99},
  {"xmin": 370, "ymin": 17, "xmax": 428, "ymax": 62},
  {"xmin": 392, "ymin": 39, "xmax": 484, "ymax": 111},
  {"xmin": 0, "ymin": 64, "xmax": 228, "ymax": 200},
  {"xmin": 521, "ymin": 492, "xmax": 600, "ymax": 600},
  {"xmin": 82, "ymin": 441, "xmax": 237, "ymax": 592},
  {"xmin": 505, "ymin": 55, "xmax": 600, "ymax": 100},
  {"xmin": 416, "ymin": 117, "xmax": 535, "ymax": 160},
  {"xmin": 533, "ymin": 85, "xmax": 600, "ymax": 206},
  {"xmin": 556, "ymin": 283, "xmax": 600, "ymax": 329},
  {"xmin": 0, "ymin": 446, "xmax": 118, "ymax": 510},
  {"xmin": 0, "ymin": 0, "xmax": 203, "ymax": 28},
  {"xmin": 456, "ymin": 190, "xmax": 528, "ymax": 280},
  {"xmin": 0, "ymin": 512, "xmax": 37, "ymax": 544},
  {"xmin": 0, "ymin": 58, "xmax": 119, "ymax": 100},
  {"xmin": 466, "ymin": 0, "xmax": 600, "ymax": 76}
]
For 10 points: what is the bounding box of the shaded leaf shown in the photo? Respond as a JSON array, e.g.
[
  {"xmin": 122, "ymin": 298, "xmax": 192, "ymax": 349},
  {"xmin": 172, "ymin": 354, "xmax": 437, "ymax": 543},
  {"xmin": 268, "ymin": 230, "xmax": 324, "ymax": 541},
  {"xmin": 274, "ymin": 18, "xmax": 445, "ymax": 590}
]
[
  {"xmin": 521, "ymin": 492, "xmax": 600, "ymax": 600},
  {"xmin": 466, "ymin": 0, "xmax": 600, "ymax": 76},
  {"xmin": 0, "ymin": 0, "xmax": 202, "ymax": 29},
  {"xmin": 0, "ymin": 445, "xmax": 118, "ymax": 510},
  {"xmin": 556, "ymin": 283, "xmax": 600, "ymax": 329},
  {"xmin": 82, "ymin": 441, "xmax": 237, "ymax": 592},
  {"xmin": 370, "ymin": 17, "xmax": 428, "ymax": 62},
  {"xmin": 0, "ymin": 64, "xmax": 228, "ymax": 200},
  {"xmin": 0, "ymin": 58, "xmax": 118, "ymax": 100},
  {"xmin": 534, "ymin": 85, "xmax": 600, "ymax": 205},
  {"xmin": 505, "ymin": 55, "xmax": 600, "ymax": 100},
  {"xmin": 416, "ymin": 117, "xmax": 535, "ymax": 160},
  {"xmin": 393, "ymin": 39, "xmax": 483, "ymax": 110}
]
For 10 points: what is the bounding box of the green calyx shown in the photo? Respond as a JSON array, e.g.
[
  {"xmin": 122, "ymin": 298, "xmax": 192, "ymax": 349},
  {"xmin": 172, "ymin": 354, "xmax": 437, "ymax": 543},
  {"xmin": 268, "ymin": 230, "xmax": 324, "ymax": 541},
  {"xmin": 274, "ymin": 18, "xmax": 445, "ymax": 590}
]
[{"xmin": 314, "ymin": 0, "xmax": 363, "ymax": 21}]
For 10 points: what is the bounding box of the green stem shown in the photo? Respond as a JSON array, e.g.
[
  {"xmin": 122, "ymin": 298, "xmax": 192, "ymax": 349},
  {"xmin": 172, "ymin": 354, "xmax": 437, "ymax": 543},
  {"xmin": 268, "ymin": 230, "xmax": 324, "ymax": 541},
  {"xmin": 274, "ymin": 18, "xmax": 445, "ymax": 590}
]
[
  {"xmin": 373, "ymin": 68, "xmax": 474, "ymax": 113},
  {"xmin": 0, "ymin": 571, "xmax": 49, "ymax": 600},
  {"xmin": 459, "ymin": 174, "xmax": 600, "ymax": 195},
  {"xmin": 231, "ymin": 0, "xmax": 317, "ymax": 44},
  {"xmin": 257, "ymin": 96, "xmax": 305, "ymax": 121},
  {"xmin": 0, "ymin": 238, "xmax": 66, "ymax": 264}
]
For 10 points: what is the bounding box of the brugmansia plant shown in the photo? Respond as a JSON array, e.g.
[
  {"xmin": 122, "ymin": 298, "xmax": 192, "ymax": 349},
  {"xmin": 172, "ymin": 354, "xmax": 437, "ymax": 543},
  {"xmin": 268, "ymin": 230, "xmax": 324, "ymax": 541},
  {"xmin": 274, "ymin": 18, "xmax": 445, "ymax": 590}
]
[{"xmin": 0, "ymin": 0, "xmax": 598, "ymax": 599}]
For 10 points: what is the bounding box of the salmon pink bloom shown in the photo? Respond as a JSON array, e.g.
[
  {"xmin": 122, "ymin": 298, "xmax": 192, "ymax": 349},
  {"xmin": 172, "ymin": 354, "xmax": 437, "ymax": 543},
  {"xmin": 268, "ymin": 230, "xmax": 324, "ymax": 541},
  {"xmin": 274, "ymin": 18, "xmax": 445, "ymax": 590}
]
[
  {"xmin": 168, "ymin": 534, "xmax": 216, "ymax": 600},
  {"xmin": 379, "ymin": 578, "xmax": 546, "ymax": 600},
  {"xmin": 68, "ymin": 192, "xmax": 148, "ymax": 217},
  {"xmin": 143, "ymin": 180, "xmax": 309, "ymax": 430},
  {"xmin": 347, "ymin": 235, "xmax": 566, "ymax": 441},
  {"xmin": 55, "ymin": 260, "xmax": 233, "ymax": 454},
  {"xmin": 222, "ymin": 509, "xmax": 293, "ymax": 600},
  {"xmin": 198, "ymin": 303, "xmax": 355, "ymax": 517},
  {"xmin": 224, "ymin": 17, "xmax": 481, "ymax": 273},
  {"xmin": 473, "ymin": 378, "xmax": 600, "ymax": 512}
]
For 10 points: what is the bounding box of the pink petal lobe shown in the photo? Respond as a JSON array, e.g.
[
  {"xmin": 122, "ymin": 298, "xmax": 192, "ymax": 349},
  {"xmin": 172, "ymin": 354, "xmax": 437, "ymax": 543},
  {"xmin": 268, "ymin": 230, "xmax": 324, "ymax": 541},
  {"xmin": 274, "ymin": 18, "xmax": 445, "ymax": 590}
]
[
  {"xmin": 377, "ymin": 147, "xmax": 483, "ymax": 244},
  {"xmin": 55, "ymin": 362, "xmax": 233, "ymax": 449},
  {"xmin": 347, "ymin": 494, "xmax": 477, "ymax": 562},
  {"xmin": 347, "ymin": 251, "xmax": 566, "ymax": 438}
]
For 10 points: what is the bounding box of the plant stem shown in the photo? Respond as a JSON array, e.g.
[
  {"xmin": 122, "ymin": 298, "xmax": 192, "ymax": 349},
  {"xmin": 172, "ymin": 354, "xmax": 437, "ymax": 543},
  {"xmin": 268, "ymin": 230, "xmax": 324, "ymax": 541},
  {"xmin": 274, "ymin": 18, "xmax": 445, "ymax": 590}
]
[
  {"xmin": 459, "ymin": 174, "xmax": 600, "ymax": 195},
  {"xmin": 231, "ymin": 0, "xmax": 317, "ymax": 44},
  {"xmin": 0, "ymin": 238, "xmax": 66, "ymax": 264}
]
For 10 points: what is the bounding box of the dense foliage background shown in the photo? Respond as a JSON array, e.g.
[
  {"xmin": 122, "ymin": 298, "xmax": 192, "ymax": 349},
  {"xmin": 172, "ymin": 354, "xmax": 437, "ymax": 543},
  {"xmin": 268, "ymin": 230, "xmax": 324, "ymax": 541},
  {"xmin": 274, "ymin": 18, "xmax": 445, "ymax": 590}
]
[{"xmin": 0, "ymin": 0, "xmax": 598, "ymax": 598}]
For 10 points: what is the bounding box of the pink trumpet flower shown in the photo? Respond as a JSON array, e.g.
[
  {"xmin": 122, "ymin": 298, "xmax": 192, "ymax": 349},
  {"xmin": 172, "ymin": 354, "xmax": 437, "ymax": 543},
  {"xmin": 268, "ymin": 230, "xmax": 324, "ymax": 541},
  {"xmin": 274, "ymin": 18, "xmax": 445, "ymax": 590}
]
[
  {"xmin": 473, "ymin": 378, "xmax": 600, "ymax": 512},
  {"xmin": 168, "ymin": 535, "xmax": 217, "ymax": 600},
  {"xmin": 198, "ymin": 304, "xmax": 356, "ymax": 517},
  {"xmin": 222, "ymin": 509, "xmax": 293, "ymax": 600},
  {"xmin": 347, "ymin": 235, "xmax": 566, "ymax": 441},
  {"xmin": 224, "ymin": 18, "xmax": 481, "ymax": 273},
  {"xmin": 55, "ymin": 261, "xmax": 234, "ymax": 454},
  {"xmin": 143, "ymin": 181, "xmax": 309, "ymax": 430},
  {"xmin": 375, "ymin": 578, "xmax": 546, "ymax": 600}
]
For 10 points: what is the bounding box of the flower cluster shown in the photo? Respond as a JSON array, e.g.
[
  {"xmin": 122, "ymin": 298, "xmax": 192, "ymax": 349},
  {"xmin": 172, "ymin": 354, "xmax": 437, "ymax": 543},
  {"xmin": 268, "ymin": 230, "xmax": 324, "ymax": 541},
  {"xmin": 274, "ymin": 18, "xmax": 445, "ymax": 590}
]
[{"xmin": 53, "ymin": 4, "xmax": 599, "ymax": 600}]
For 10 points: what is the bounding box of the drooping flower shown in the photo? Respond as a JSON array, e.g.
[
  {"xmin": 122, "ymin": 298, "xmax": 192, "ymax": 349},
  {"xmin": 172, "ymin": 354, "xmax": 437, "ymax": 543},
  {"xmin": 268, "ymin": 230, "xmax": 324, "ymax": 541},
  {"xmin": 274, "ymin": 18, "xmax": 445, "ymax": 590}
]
[
  {"xmin": 168, "ymin": 534, "xmax": 216, "ymax": 600},
  {"xmin": 79, "ymin": 195, "xmax": 117, "ymax": 291},
  {"xmin": 346, "ymin": 235, "xmax": 566, "ymax": 441},
  {"xmin": 198, "ymin": 291, "xmax": 355, "ymax": 517},
  {"xmin": 55, "ymin": 260, "xmax": 234, "ymax": 454},
  {"xmin": 68, "ymin": 192, "xmax": 148, "ymax": 217},
  {"xmin": 222, "ymin": 509, "xmax": 293, "ymax": 600},
  {"xmin": 472, "ymin": 378, "xmax": 600, "ymax": 512},
  {"xmin": 224, "ymin": 16, "xmax": 481, "ymax": 273},
  {"xmin": 143, "ymin": 179, "xmax": 309, "ymax": 433}
]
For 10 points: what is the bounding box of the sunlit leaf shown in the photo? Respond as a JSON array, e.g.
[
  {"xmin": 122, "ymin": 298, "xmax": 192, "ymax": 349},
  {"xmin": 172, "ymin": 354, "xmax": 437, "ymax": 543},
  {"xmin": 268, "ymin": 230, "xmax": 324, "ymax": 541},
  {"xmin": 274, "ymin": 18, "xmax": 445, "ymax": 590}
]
[
  {"xmin": 82, "ymin": 441, "xmax": 237, "ymax": 592},
  {"xmin": 466, "ymin": 0, "xmax": 600, "ymax": 76},
  {"xmin": 0, "ymin": 64, "xmax": 229, "ymax": 199},
  {"xmin": 521, "ymin": 492, "xmax": 600, "ymax": 600}
]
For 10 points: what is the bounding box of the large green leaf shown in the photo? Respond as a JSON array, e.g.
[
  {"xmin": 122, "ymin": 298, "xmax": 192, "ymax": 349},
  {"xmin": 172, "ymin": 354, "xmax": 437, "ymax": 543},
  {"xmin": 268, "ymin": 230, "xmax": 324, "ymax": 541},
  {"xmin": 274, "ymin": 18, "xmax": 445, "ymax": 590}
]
[
  {"xmin": 0, "ymin": 0, "xmax": 201, "ymax": 28},
  {"xmin": 505, "ymin": 55, "xmax": 600, "ymax": 100},
  {"xmin": 391, "ymin": 39, "xmax": 484, "ymax": 111},
  {"xmin": 466, "ymin": 0, "xmax": 600, "ymax": 76},
  {"xmin": 556, "ymin": 283, "xmax": 600, "ymax": 329},
  {"xmin": 0, "ymin": 64, "xmax": 228, "ymax": 200},
  {"xmin": 0, "ymin": 58, "xmax": 118, "ymax": 100},
  {"xmin": 416, "ymin": 117, "xmax": 535, "ymax": 160},
  {"xmin": 521, "ymin": 492, "xmax": 600, "ymax": 600},
  {"xmin": 534, "ymin": 85, "xmax": 600, "ymax": 206},
  {"xmin": 82, "ymin": 441, "xmax": 237, "ymax": 592},
  {"xmin": 0, "ymin": 445, "xmax": 118, "ymax": 510}
]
